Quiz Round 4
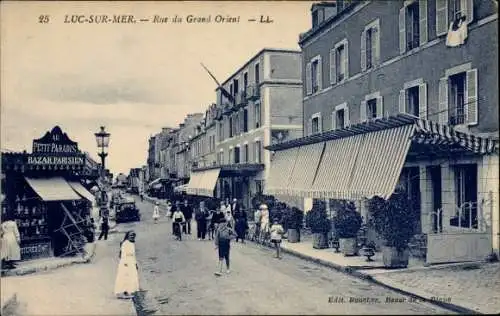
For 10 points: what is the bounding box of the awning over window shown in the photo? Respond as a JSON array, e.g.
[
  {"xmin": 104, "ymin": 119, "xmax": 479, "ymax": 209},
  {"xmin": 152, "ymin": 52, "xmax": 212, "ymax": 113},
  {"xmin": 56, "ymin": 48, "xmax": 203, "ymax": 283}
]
[
  {"xmin": 187, "ymin": 168, "xmax": 221, "ymax": 197},
  {"xmin": 68, "ymin": 181, "xmax": 96, "ymax": 203},
  {"xmin": 287, "ymin": 142, "xmax": 325, "ymax": 197},
  {"xmin": 265, "ymin": 147, "xmax": 299, "ymax": 196},
  {"xmin": 25, "ymin": 177, "xmax": 82, "ymax": 201}
]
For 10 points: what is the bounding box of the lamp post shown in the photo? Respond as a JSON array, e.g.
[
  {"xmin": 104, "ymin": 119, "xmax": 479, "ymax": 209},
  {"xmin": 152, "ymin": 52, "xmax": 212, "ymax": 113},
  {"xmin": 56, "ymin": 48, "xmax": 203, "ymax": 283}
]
[{"xmin": 95, "ymin": 126, "xmax": 110, "ymax": 212}]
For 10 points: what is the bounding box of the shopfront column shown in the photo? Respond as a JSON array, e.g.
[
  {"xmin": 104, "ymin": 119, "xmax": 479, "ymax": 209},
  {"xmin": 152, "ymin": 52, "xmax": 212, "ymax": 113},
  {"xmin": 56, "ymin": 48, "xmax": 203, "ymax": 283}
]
[
  {"xmin": 419, "ymin": 165, "xmax": 433, "ymax": 234},
  {"xmin": 440, "ymin": 162, "xmax": 456, "ymax": 232}
]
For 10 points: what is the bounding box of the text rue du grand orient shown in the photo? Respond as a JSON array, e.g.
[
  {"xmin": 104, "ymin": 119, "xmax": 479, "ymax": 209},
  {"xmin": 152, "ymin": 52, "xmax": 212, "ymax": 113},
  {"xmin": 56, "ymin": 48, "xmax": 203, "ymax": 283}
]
[{"xmin": 55, "ymin": 13, "xmax": 273, "ymax": 24}]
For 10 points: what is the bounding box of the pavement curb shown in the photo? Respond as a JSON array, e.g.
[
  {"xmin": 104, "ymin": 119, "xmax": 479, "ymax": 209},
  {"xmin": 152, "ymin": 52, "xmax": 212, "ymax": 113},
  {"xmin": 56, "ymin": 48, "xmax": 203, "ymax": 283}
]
[
  {"xmin": 1, "ymin": 258, "xmax": 88, "ymax": 277},
  {"xmin": 253, "ymin": 240, "xmax": 482, "ymax": 315}
]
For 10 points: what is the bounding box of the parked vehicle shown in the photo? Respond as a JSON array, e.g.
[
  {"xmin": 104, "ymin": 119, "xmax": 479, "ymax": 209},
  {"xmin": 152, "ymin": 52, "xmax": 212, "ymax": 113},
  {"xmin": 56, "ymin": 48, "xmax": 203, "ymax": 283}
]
[{"xmin": 115, "ymin": 197, "xmax": 141, "ymax": 223}]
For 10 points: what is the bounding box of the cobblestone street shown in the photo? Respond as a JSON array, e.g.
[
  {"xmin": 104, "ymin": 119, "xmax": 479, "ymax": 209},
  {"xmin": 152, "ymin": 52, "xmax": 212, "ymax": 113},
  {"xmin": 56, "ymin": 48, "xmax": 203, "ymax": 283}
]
[{"xmin": 127, "ymin": 198, "xmax": 452, "ymax": 315}]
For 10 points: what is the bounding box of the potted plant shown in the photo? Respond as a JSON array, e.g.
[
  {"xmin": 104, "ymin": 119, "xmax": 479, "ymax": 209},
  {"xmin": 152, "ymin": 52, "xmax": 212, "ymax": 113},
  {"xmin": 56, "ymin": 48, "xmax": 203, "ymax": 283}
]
[
  {"xmin": 285, "ymin": 207, "xmax": 304, "ymax": 243},
  {"xmin": 368, "ymin": 189, "xmax": 418, "ymax": 268},
  {"xmin": 305, "ymin": 204, "xmax": 330, "ymax": 249},
  {"xmin": 332, "ymin": 200, "xmax": 362, "ymax": 256}
]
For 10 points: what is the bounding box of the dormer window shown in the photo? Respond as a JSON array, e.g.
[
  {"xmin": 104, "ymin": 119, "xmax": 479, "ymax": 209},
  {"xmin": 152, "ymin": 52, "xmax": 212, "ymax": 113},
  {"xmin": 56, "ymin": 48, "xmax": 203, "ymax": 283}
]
[{"xmin": 312, "ymin": 7, "xmax": 325, "ymax": 28}]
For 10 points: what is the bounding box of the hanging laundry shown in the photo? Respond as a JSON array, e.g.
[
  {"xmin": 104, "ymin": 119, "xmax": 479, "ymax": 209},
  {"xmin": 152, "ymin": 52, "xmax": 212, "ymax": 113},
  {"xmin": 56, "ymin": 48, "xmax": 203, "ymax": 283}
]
[{"xmin": 446, "ymin": 15, "xmax": 468, "ymax": 47}]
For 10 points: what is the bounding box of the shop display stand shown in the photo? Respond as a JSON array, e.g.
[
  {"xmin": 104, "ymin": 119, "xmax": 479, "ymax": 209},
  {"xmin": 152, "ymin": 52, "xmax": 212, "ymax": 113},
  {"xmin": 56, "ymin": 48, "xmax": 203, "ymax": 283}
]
[{"xmin": 55, "ymin": 203, "xmax": 86, "ymax": 257}]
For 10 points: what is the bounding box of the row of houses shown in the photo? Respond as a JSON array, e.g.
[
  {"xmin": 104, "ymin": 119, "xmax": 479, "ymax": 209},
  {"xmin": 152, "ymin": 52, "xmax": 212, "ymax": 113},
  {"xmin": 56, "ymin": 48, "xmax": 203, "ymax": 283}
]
[{"xmin": 136, "ymin": 0, "xmax": 499, "ymax": 263}]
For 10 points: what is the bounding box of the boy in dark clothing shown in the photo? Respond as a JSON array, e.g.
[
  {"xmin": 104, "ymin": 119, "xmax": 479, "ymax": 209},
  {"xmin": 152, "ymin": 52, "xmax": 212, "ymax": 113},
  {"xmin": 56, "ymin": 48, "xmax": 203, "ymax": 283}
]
[
  {"xmin": 181, "ymin": 199, "xmax": 193, "ymax": 234},
  {"xmin": 98, "ymin": 217, "xmax": 109, "ymax": 241}
]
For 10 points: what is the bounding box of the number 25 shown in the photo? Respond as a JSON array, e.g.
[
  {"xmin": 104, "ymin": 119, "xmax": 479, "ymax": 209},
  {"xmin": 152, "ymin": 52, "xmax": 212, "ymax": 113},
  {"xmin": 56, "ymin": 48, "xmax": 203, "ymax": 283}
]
[{"xmin": 39, "ymin": 15, "xmax": 50, "ymax": 23}]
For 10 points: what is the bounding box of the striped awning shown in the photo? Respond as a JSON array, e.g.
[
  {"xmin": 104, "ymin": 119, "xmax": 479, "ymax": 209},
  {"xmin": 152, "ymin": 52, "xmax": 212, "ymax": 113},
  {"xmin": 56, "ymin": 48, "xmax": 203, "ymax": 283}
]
[
  {"xmin": 287, "ymin": 142, "xmax": 325, "ymax": 196},
  {"xmin": 68, "ymin": 181, "xmax": 96, "ymax": 203},
  {"xmin": 265, "ymin": 147, "xmax": 299, "ymax": 196},
  {"xmin": 186, "ymin": 168, "xmax": 220, "ymax": 197},
  {"xmin": 25, "ymin": 177, "xmax": 82, "ymax": 201}
]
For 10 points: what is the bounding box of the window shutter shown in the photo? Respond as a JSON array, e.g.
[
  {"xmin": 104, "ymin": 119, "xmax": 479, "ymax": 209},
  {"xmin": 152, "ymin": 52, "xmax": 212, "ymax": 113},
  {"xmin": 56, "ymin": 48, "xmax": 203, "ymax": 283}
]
[
  {"xmin": 344, "ymin": 41, "xmax": 349, "ymax": 79},
  {"xmin": 399, "ymin": 89, "xmax": 407, "ymax": 113},
  {"xmin": 317, "ymin": 56, "xmax": 323, "ymax": 91},
  {"xmin": 374, "ymin": 26, "xmax": 380, "ymax": 65},
  {"xmin": 330, "ymin": 48, "xmax": 336, "ymax": 85},
  {"xmin": 461, "ymin": 0, "xmax": 474, "ymax": 24},
  {"xmin": 436, "ymin": 0, "xmax": 448, "ymax": 36},
  {"xmin": 306, "ymin": 62, "xmax": 312, "ymax": 95},
  {"xmin": 399, "ymin": 7, "xmax": 406, "ymax": 54},
  {"xmin": 361, "ymin": 30, "xmax": 366, "ymax": 71},
  {"xmin": 345, "ymin": 105, "xmax": 350, "ymax": 127},
  {"xmin": 419, "ymin": 0, "xmax": 428, "ymax": 45},
  {"xmin": 360, "ymin": 100, "xmax": 367, "ymax": 122},
  {"xmin": 307, "ymin": 118, "xmax": 313, "ymax": 136},
  {"xmin": 331, "ymin": 111, "xmax": 337, "ymax": 130},
  {"xmin": 465, "ymin": 69, "xmax": 478, "ymax": 125},
  {"xmin": 317, "ymin": 114, "xmax": 323, "ymax": 133},
  {"xmin": 438, "ymin": 77, "xmax": 449, "ymax": 124},
  {"xmin": 419, "ymin": 83, "xmax": 428, "ymax": 120},
  {"xmin": 376, "ymin": 96, "xmax": 384, "ymax": 118}
]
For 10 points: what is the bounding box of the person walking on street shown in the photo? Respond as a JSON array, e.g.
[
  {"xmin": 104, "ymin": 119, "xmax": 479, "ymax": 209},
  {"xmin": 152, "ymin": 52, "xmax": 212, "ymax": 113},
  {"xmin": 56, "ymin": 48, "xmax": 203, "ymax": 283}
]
[
  {"xmin": 234, "ymin": 203, "xmax": 248, "ymax": 243},
  {"xmin": 195, "ymin": 201, "xmax": 208, "ymax": 240},
  {"xmin": 172, "ymin": 208, "xmax": 186, "ymax": 241},
  {"xmin": 270, "ymin": 218, "xmax": 285, "ymax": 259},
  {"xmin": 114, "ymin": 231, "xmax": 139, "ymax": 299},
  {"xmin": 259, "ymin": 204, "xmax": 270, "ymax": 244},
  {"xmin": 253, "ymin": 206, "xmax": 262, "ymax": 242},
  {"xmin": 98, "ymin": 216, "xmax": 110, "ymax": 240},
  {"xmin": 214, "ymin": 219, "xmax": 237, "ymax": 276},
  {"xmin": 211, "ymin": 204, "xmax": 226, "ymax": 237},
  {"xmin": 166, "ymin": 200, "xmax": 172, "ymax": 218},
  {"xmin": 181, "ymin": 199, "xmax": 193, "ymax": 235},
  {"xmin": 152, "ymin": 202, "xmax": 160, "ymax": 223}
]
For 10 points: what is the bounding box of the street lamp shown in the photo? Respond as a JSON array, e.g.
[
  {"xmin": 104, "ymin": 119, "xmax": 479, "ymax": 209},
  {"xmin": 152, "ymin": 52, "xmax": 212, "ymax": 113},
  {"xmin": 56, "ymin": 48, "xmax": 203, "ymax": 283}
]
[{"xmin": 94, "ymin": 126, "xmax": 110, "ymax": 174}]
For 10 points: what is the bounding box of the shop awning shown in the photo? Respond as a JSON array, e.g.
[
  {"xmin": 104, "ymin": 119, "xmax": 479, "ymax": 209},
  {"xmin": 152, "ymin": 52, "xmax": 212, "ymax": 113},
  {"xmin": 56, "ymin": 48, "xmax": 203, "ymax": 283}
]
[
  {"xmin": 265, "ymin": 114, "xmax": 498, "ymax": 201},
  {"xmin": 174, "ymin": 184, "xmax": 188, "ymax": 193},
  {"xmin": 25, "ymin": 177, "xmax": 82, "ymax": 201},
  {"xmin": 68, "ymin": 181, "xmax": 96, "ymax": 203},
  {"xmin": 265, "ymin": 147, "xmax": 299, "ymax": 196},
  {"xmin": 186, "ymin": 172, "xmax": 204, "ymax": 195},
  {"xmin": 149, "ymin": 178, "xmax": 161, "ymax": 186},
  {"xmin": 187, "ymin": 168, "xmax": 221, "ymax": 197}
]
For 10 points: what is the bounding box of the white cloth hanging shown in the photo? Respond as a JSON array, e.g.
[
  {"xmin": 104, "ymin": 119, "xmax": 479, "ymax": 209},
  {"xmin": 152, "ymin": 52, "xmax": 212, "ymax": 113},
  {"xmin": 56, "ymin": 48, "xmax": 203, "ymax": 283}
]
[{"xmin": 446, "ymin": 19, "xmax": 468, "ymax": 47}]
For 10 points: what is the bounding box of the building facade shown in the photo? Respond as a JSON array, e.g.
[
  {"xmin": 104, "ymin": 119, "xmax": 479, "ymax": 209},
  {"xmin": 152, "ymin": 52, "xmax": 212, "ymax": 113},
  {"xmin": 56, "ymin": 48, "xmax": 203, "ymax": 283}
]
[
  {"xmin": 265, "ymin": 0, "xmax": 499, "ymax": 264},
  {"xmin": 187, "ymin": 48, "xmax": 303, "ymax": 209}
]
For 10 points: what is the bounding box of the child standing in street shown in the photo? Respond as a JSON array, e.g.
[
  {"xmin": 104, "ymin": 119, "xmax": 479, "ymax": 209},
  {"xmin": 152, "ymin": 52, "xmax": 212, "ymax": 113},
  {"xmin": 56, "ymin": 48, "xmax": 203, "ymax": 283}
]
[
  {"xmin": 214, "ymin": 219, "xmax": 237, "ymax": 276},
  {"xmin": 270, "ymin": 218, "xmax": 284, "ymax": 259},
  {"xmin": 152, "ymin": 202, "xmax": 160, "ymax": 223}
]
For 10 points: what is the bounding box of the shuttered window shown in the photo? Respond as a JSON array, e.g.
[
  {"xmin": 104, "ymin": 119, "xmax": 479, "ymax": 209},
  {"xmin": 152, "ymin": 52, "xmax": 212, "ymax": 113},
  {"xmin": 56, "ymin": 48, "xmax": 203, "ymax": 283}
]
[
  {"xmin": 361, "ymin": 20, "xmax": 380, "ymax": 71},
  {"xmin": 330, "ymin": 39, "xmax": 349, "ymax": 85},
  {"xmin": 398, "ymin": 80, "xmax": 427, "ymax": 119},
  {"xmin": 332, "ymin": 103, "xmax": 349, "ymax": 130},
  {"xmin": 311, "ymin": 113, "xmax": 322, "ymax": 134},
  {"xmin": 439, "ymin": 67, "xmax": 478, "ymax": 126},
  {"xmin": 400, "ymin": 1, "xmax": 427, "ymax": 54}
]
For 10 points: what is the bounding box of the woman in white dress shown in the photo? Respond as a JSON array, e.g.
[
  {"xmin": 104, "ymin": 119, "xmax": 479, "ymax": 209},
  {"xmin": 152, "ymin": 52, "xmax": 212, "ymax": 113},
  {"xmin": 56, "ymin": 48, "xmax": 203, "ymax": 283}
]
[
  {"xmin": 259, "ymin": 204, "xmax": 270, "ymax": 242},
  {"xmin": 152, "ymin": 202, "xmax": 160, "ymax": 223},
  {"xmin": 114, "ymin": 231, "xmax": 139, "ymax": 299},
  {"xmin": 1, "ymin": 214, "xmax": 21, "ymax": 268}
]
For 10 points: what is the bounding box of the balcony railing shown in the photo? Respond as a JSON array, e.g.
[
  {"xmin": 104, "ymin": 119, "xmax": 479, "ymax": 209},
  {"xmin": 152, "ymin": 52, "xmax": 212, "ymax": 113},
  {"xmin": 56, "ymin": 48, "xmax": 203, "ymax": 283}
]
[
  {"xmin": 449, "ymin": 113, "xmax": 465, "ymax": 126},
  {"xmin": 246, "ymin": 85, "xmax": 260, "ymax": 101},
  {"xmin": 237, "ymin": 90, "xmax": 248, "ymax": 106}
]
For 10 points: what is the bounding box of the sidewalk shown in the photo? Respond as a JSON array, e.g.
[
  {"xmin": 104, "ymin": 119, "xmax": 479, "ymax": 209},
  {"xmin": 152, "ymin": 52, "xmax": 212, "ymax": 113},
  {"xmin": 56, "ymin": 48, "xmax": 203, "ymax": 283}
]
[
  {"xmin": 270, "ymin": 233, "xmax": 499, "ymax": 314},
  {"xmin": 1, "ymin": 237, "xmax": 136, "ymax": 315}
]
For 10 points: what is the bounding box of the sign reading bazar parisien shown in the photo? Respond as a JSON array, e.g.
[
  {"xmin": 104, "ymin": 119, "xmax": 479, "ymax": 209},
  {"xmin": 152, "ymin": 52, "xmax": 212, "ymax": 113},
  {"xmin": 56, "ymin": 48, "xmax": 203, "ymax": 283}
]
[{"xmin": 28, "ymin": 126, "xmax": 85, "ymax": 166}]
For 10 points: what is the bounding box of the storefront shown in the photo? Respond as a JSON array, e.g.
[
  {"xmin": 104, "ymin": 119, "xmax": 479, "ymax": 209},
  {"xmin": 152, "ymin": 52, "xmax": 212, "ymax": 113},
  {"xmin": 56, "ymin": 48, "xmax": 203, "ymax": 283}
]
[
  {"xmin": 1, "ymin": 126, "xmax": 100, "ymax": 260},
  {"xmin": 265, "ymin": 114, "xmax": 499, "ymax": 263}
]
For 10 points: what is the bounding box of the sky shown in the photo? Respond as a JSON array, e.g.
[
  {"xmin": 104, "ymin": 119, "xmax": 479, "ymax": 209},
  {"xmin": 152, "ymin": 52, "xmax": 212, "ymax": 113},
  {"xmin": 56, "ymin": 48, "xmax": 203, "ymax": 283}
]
[{"xmin": 1, "ymin": 1, "xmax": 312, "ymax": 175}]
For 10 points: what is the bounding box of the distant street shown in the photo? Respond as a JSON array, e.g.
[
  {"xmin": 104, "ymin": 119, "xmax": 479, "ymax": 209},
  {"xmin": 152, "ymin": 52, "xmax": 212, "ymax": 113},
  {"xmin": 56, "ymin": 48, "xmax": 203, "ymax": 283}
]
[{"xmin": 116, "ymin": 197, "xmax": 453, "ymax": 315}]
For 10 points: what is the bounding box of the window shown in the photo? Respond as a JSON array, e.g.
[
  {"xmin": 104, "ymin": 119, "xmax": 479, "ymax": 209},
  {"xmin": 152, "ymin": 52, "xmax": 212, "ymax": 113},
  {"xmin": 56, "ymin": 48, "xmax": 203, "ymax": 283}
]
[
  {"xmin": 244, "ymin": 144, "xmax": 249, "ymax": 163},
  {"xmin": 255, "ymin": 141, "xmax": 262, "ymax": 163},
  {"xmin": 234, "ymin": 147, "xmax": 240, "ymax": 163},
  {"xmin": 218, "ymin": 122, "xmax": 224, "ymax": 141},
  {"xmin": 234, "ymin": 113, "xmax": 240, "ymax": 135},
  {"xmin": 436, "ymin": 0, "xmax": 473, "ymax": 36},
  {"xmin": 306, "ymin": 55, "xmax": 322, "ymax": 95},
  {"xmin": 451, "ymin": 164, "xmax": 478, "ymax": 229},
  {"xmin": 332, "ymin": 103, "xmax": 349, "ymax": 130},
  {"xmin": 229, "ymin": 117, "xmax": 234, "ymax": 138},
  {"xmin": 361, "ymin": 20, "xmax": 380, "ymax": 71},
  {"xmin": 255, "ymin": 180, "xmax": 264, "ymax": 195},
  {"xmin": 449, "ymin": 73, "xmax": 466, "ymax": 125},
  {"xmin": 217, "ymin": 151, "xmax": 224, "ymax": 165},
  {"xmin": 361, "ymin": 94, "xmax": 383, "ymax": 122},
  {"xmin": 400, "ymin": 0, "xmax": 427, "ymax": 54},
  {"xmin": 439, "ymin": 67, "xmax": 477, "ymax": 126},
  {"xmin": 233, "ymin": 79, "xmax": 239, "ymax": 97},
  {"xmin": 312, "ymin": 8, "xmax": 325, "ymax": 28},
  {"xmin": 243, "ymin": 72, "xmax": 248, "ymax": 94},
  {"xmin": 367, "ymin": 99, "xmax": 377, "ymax": 119},
  {"xmin": 312, "ymin": 117, "xmax": 320, "ymax": 133},
  {"xmin": 255, "ymin": 63, "xmax": 260, "ymax": 85},
  {"xmin": 330, "ymin": 39, "xmax": 349, "ymax": 84},
  {"xmin": 255, "ymin": 103, "xmax": 261, "ymax": 128},
  {"xmin": 243, "ymin": 109, "xmax": 248, "ymax": 132},
  {"xmin": 399, "ymin": 80, "xmax": 427, "ymax": 119}
]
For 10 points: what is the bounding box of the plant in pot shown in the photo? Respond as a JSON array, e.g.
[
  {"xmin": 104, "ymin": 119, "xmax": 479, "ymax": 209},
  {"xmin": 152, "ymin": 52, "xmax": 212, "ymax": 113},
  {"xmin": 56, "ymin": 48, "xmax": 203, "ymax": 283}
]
[
  {"xmin": 305, "ymin": 204, "xmax": 330, "ymax": 249},
  {"xmin": 285, "ymin": 207, "xmax": 304, "ymax": 243},
  {"xmin": 332, "ymin": 200, "xmax": 362, "ymax": 256},
  {"xmin": 368, "ymin": 189, "xmax": 418, "ymax": 268}
]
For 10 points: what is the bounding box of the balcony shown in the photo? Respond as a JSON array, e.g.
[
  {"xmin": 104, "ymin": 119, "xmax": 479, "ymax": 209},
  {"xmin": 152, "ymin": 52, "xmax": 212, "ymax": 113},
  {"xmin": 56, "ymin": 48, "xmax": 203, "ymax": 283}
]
[
  {"xmin": 449, "ymin": 113, "xmax": 465, "ymax": 126},
  {"xmin": 236, "ymin": 90, "xmax": 248, "ymax": 107},
  {"xmin": 246, "ymin": 85, "xmax": 260, "ymax": 101}
]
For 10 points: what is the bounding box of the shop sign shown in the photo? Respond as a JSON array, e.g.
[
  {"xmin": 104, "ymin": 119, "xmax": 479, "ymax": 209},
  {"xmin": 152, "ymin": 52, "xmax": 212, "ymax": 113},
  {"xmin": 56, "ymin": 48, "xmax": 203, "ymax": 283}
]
[
  {"xmin": 32, "ymin": 126, "xmax": 80, "ymax": 154},
  {"xmin": 21, "ymin": 241, "xmax": 52, "ymax": 260},
  {"xmin": 27, "ymin": 155, "xmax": 85, "ymax": 166}
]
